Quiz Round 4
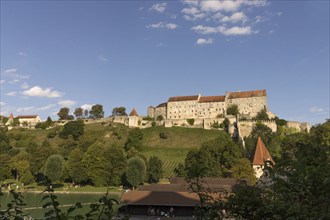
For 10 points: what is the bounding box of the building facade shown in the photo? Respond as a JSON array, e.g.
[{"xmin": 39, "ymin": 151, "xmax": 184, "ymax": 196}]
[{"xmin": 148, "ymin": 89, "xmax": 268, "ymax": 120}]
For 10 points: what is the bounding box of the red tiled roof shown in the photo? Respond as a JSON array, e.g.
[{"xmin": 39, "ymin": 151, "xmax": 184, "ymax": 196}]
[
  {"xmin": 168, "ymin": 95, "xmax": 199, "ymax": 102},
  {"xmin": 199, "ymin": 96, "xmax": 225, "ymax": 103},
  {"xmin": 16, "ymin": 115, "xmax": 38, "ymax": 119},
  {"xmin": 129, "ymin": 108, "xmax": 139, "ymax": 116},
  {"xmin": 228, "ymin": 89, "xmax": 266, "ymax": 99},
  {"xmin": 252, "ymin": 137, "xmax": 275, "ymax": 166},
  {"xmin": 156, "ymin": 102, "xmax": 167, "ymax": 108},
  {"xmin": 9, "ymin": 113, "xmax": 14, "ymax": 119}
]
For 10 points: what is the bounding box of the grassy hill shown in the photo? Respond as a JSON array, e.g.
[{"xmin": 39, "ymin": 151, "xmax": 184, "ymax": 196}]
[{"xmin": 6, "ymin": 122, "xmax": 222, "ymax": 179}]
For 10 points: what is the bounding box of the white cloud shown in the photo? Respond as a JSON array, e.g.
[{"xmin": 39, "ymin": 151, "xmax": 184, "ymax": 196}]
[
  {"xmin": 6, "ymin": 91, "xmax": 17, "ymax": 96},
  {"xmin": 196, "ymin": 38, "xmax": 214, "ymax": 45},
  {"xmin": 182, "ymin": 7, "xmax": 206, "ymax": 20},
  {"xmin": 98, "ymin": 55, "xmax": 109, "ymax": 62},
  {"xmin": 9, "ymin": 79, "xmax": 19, "ymax": 84},
  {"xmin": 3, "ymin": 68, "xmax": 30, "ymax": 79},
  {"xmin": 0, "ymin": 102, "xmax": 5, "ymax": 106},
  {"xmin": 220, "ymin": 12, "xmax": 247, "ymax": 23},
  {"xmin": 58, "ymin": 99, "xmax": 76, "ymax": 107},
  {"xmin": 149, "ymin": 2, "xmax": 167, "ymax": 13},
  {"xmin": 0, "ymin": 80, "xmax": 5, "ymax": 84},
  {"xmin": 277, "ymin": 11, "xmax": 282, "ymax": 16},
  {"xmin": 309, "ymin": 107, "xmax": 325, "ymax": 113},
  {"xmin": 200, "ymin": 0, "xmax": 242, "ymax": 12},
  {"xmin": 182, "ymin": 0, "xmax": 199, "ymax": 6},
  {"xmin": 81, "ymin": 104, "xmax": 94, "ymax": 110},
  {"xmin": 170, "ymin": 14, "xmax": 177, "ymax": 19},
  {"xmin": 146, "ymin": 22, "xmax": 178, "ymax": 30},
  {"xmin": 21, "ymin": 82, "xmax": 29, "ymax": 89},
  {"xmin": 192, "ymin": 25, "xmax": 252, "ymax": 35},
  {"xmin": 37, "ymin": 104, "xmax": 56, "ymax": 111},
  {"xmin": 19, "ymin": 51, "xmax": 27, "ymax": 57},
  {"xmin": 16, "ymin": 106, "xmax": 35, "ymax": 113},
  {"xmin": 22, "ymin": 86, "xmax": 62, "ymax": 98}
]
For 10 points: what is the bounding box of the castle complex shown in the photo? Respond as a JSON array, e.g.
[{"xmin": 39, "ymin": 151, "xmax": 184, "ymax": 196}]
[{"xmin": 148, "ymin": 89, "xmax": 268, "ymax": 120}]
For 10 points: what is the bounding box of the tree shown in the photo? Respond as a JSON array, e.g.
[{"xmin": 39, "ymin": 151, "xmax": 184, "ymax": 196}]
[
  {"xmin": 59, "ymin": 120, "xmax": 85, "ymax": 140},
  {"xmin": 67, "ymin": 148, "xmax": 87, "ymax": 185},
  {"xmin": 231, "ymin": 158, "xmax": 256, "ymax": 185},
  {"xmin": 184, "ymin": 131, "xmax": 242, "ymax": 178},
  {"xmin": 126, "ymin": 156, "xmax": 146, "ymax": 190},
  {"xmin": 74, "ymin": 107, "xmax": 83, "ymax": 119},
  {"xmin": 255, "ymin": 108, "xmax": 269, "ymax": 120},
  {"xmin": 226, "ymin": 104, "xmax": 239, "ymax": 116},
  {"xmin": 26, "ymin": 144, "xmax": 55, "ymax": 174},
  {"xmin": 103, "ymin": 146, "xmax": 127, "ymax": 186},
  {"xmin": 10, "ymin": 151, "xmax": 32, "ymax": 181},
  {"xmin": 112, "ymin": 107, "xmax": 127, "ymax": 116},
  {"xmin": 44, "ymin": 155, "xmax": 65, "ymax": 182},
  {"xmin": 147, "ymin": 156, "xmax": 164, "ymax": 183},
  {"xmin": 89, "ymin": 104, "xmax": 104, "ymax": 119},
  {"xmin": 84, "ymin": 109, "xmax": 89, "ymax": 118},
  {"xmin": 57, "ymin": 107, "xmax": 70, "ymax": 120},
  {"xmin": 125, "ymin": 128, "xmax": 144, "ymax": 151},
  {"xmin": 0, "ymin": 154, "xmax": 12, "ymax": 181}
]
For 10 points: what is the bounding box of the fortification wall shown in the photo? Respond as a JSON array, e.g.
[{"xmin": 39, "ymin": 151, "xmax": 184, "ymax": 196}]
[
  {"xmin": 164, "ymin": 118, "xmax": 204, "ymax": 128},
  {"xmin": 237, "ymin": 120, "xmax": 277, "ymax": 140},
  {"xmin": 286, "ymin": 121, "xmax": 311, "ymax": 132}
]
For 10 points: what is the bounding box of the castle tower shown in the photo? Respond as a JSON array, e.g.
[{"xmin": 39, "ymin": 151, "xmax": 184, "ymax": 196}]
[
  {"xmin": 128, "ymin": 108, "xmax": 139, "ymax": 127},
  {"xmin": 252, "ymin": 137, "xmax": 275, "ymax": 179},
  {"xmin": 5, "ymin": 113, "xmax": 14, "ymax": 126}
]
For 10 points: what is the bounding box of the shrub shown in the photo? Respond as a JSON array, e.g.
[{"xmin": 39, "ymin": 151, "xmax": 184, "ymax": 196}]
[
  {"xmin": 226, "ymin": 104, "xmax": 239, "ymax": 116},
  {"xmin": 186, "ymin": 119, "xmax": 195, "ymax": 126},
  {"xmin": 211, "ymin": 121, "xmax": 222, "ymax": 129},
  {"xmin": 142, "ymin": 116, "xmax": 154, "ymax": 121},
  {"xmin": 151, "ymin": 121, "xmax": 156, "ymax": 127},
  {"xmin": 159, "ymin": 132, "xmax": 168, "ymax": 139},
  {"xmin": 47, "ymin": 130, "xmax": 57, "ymax": 138},
  {"xmin": 156, "ymin": 115, "xmax": 164, "ymax": 121}
]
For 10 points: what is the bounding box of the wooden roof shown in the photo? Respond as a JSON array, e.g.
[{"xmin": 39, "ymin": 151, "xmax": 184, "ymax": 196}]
[
  {"xmin": 129, "ymin": 108, "xmax": 138, "ymax": 116},
  {"xmin": 16, "ymin": 115, "xmax": 38, "ymax": 119},
  {"xmin": 252, "ymin": 137, "xmax": 275, "ymax": 166},
  {"xmin": 228, "ymin": 89, "xmax": 266, "ymax": 99},
  {"xmin": 168, "ymin": 95, "xmax": 199, "ymax": 102},
  {"xmin": 199, "ymin": 96, "xmax": 225, "ymax": 103}
]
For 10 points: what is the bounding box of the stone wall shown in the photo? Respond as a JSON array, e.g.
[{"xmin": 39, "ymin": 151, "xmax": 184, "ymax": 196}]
[
  {"xmin": 237, "ymin": 119, "xmax": 277, "ymax": 140},
  {"xmin": 286, "ymin": 121, "xmax": 311, "ymax": 132}
]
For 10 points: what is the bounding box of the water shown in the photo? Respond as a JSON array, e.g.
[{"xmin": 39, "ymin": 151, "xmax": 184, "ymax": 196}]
[{"xmin": 0, "ymin": 192, "xmax": 117, "ymax": 219}]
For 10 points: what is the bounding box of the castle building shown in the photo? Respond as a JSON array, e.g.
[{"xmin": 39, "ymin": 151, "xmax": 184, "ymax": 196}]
[
  {"xmin": 148, "ymin": 89, "xmax": 268, "ymax": 120},
  {"xmin": 17, "ymin": 115, "xmax": 41, "ymax": 127},
  {"xmin": 252, "ymin": 137, "xmax": 275, "ymax": 179}
]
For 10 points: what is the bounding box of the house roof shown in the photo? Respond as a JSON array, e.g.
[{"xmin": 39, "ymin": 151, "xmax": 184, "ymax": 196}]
[
  {"xmin": 228, "ymin": 89, "xmax": 266, "ymax": 99},
  {"xmin": 168, "ymin": 95, "xmax": 199, "ymax": 102},
  {"xmin": 129, "ymin": 108, "xmax": 139, "ymax": 116},
  {"xmin": 156, "ymin": 102, "xmax": 167, "ymax": 108},
  {"xmin": 9, "ymin": 113, "xmax": 14, "ymax": 119},
  {"xmin": 252, "ymin": 137, "xmax": 275, "ymax": 166},
  {"xmin": 199, "ymin": 96, "xmax": 225, "ymax": 103},
  {"xmin": 16, "ymin": 115, "xmax": 39, "ymax": 119},
  {"xmin": 121, "ymin": 191, "xmax": 200, "ymax": 207}
]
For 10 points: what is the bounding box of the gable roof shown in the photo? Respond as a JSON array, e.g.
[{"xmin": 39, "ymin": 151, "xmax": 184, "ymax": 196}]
[
  {"xmin": 129, "ymin": 108, "xmax": 138, "ymax": 116},
  {"xmin": 199, "ymin": 96, "xmax": 225, "ymax": 103},
  {"xmin": 156, "ymin": 102, "xmax": 167, "ymax": 108},
  {"xmin": 228, "ymin": 89, "xmax": 266, "ymax": 99},
  {"xmin": 16, "ymin": 115, "xmax": 39, "ymax": 119},
  {"xmin": 252, "ymin": 137, "xmax": 275, "ymax": 166},
  {"xmin": 168, "ymin": 95, "xmax": 199, "ymax": 102},
  {"xmin": 8, "ymin": 113, "xmax": 14, "ymax": 119}
]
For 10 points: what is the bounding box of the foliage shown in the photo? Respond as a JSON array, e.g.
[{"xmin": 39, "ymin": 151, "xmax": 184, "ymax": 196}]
[
  {"xmin": 126, "ymin": 156, "xmax": 146, "ymax": 189},
  {"xmin": 156, "ymin": 115, "xmax": 164, "ymax": 121},
  {"xmin": 244, "ymin": 123, "xmax": 281, "ymax": 160},
  {"xmin": 174, "ymin": 162, "xmax": 186, "ymax": 177},
  {"xmin": 90, "ymin": 104, "xmax": 104, "ymax": 119},
  {"xmin": 47, "ymin": 130, "xmax": 57, "ymax": 138},
  {"xmin": 151, "ymin": 121, "xmax": 156, "ymax": 127},
  {"xmin": 26, "ymin": 144, "xmax": 55, "ymax": 175},
  {"xmin": 35, "ymin": 116, "xmax": 54, "ymax": 129},
  {"xmin": 10, "ymin": 151, "xmax": 34, "ymax": 183},
  {"xmin": 226, "ymin": 104, "xmax": 239, "ymax": 116},
  {"xmin": 255, "ymin": 108, "xmax": 269, "ymax": 120},
  {"xmin": 103, "ymin": 146, "xmax": 127, "ymax": 186},
  {"xmin": 0, "ymin": 154, "xmax": 12, "ymax": 181},
  {"xmin": 67, "ymin": 148, "xmax": 88, "ymax": 185},
  {"xmin": 44, "ymin": 154, "xmax": 65, "ymax": 182},
  {"xmin": 0, "ymin": 189, "xmax": 28, "ymax": 219},
  {"xmin": 57, "ymin": 107, "xmax": 70, "ymax": 120},
  {"xmin": 186, "ymin": 118, "xmax": 195, "ymax": 126},
  {"xmin": 211, "ymin": 121, "xmax": 221, "ymax": 129},
  {"xmin": 74, "ymin": 107, "xmax": 84, "ymax": 119},
  {"xmin": 159, "ymin": 131, "xmax": 168, "ymax": 139},
  {"xmin": 147, "ymin": 156, "xmax": 164, "ymax": 183},
  {"xmin": 142, "ymin": 116, "xmax": 154, "ymax": 121},
  {"xmin": 230, "ymin": 158, "xmax": 256, "ymax": 185},
  {"xmin": 112, "ymin": 107, "xmax": 127, "ymax": 116},
  {"xmin": 59, "ymin": 120, "xmax": 85, "ymax": 140},
  {"xmin": 184, "ymin": 132, "xmax": 242, "ymax": 178},
  {"xmin": 125, "ymin": 128, "xmax": 143, "ymax": 151},
  {"xmin": 274, "ymin": 116, "xmax": 287, "ymax": 126}
]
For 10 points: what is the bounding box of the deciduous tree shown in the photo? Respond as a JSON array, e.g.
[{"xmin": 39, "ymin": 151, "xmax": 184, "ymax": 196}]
[
  {"xmin": 112, "ymin": 107, "xmax": 127, "ymax": 116},
  {"xmin": 89, "ymin": 104, "xmax": 104, "ymax": 119},
  {"xmin": 59, "ymin": 120, "xmax": 84, "ymax": 140},
  {"xmin": 57, "ymin": 107, "xmax": 70, "ymax": 120},
  {"xmin": 226, "ymin": 104, "xmax": 239, "ymax": 116},
  {"xmin": 74, "ymin": 107, "xmax": 83, "ymax": 119},
  {"xmin": 147, "ymin": 156, "xmax": 164, "ymax": 183},
  {"xmin": 126, "ymin": 156, "xmax": 146, "ymax": 190},
  {"xmin": 44, "ymin": 155, "xmax": 65, "ymax": 182}
]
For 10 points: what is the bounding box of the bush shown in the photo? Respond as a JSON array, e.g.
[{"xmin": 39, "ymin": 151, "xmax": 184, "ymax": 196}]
[
  {"xmin": 151, "ymin": 121, "xmax": 156, "ymax": 127},
  {"xmin": 142, "ymin": 116, "xmax": 154, "ymax": 121},
  {"xmin": 211, "ymin": 121, "xmax": 222, "ymax": 129},
  {"xmin": 156, "ymin": 115, "xmax": 164, "ymax": 121},
  {"xmin": 159, "ymin": 132, "xmax": 168, "ymax": 139},
  {"xmin": 227, "ymin": 104, "xmax": 239, "ymax": 116},
  {"xmin": 47, "ymin": 130, "xmax": 57, "ymax": 138},
  {"xmin": 186, "ymin": 119, "xmax": 195, "ymax": 126}
]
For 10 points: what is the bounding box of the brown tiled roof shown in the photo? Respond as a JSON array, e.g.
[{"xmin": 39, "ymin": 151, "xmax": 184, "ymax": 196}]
[
  {"xmin": 156, "ymin": 102, "xmax": 167, "ymax": 108},
  {"xmin": 168, "ymin": 95, "xmax": 199, "ymax": 102},
  {"xmin": 228, "ymin": 89, "xmax": 266, "ymax": 99},
  {"xmin": 252, "ymin": 137, "xmax": 275, "ymax": 166},
  {"xmin": 16, "ymin": 115, "xmax": 38, "ymax": 119},
  {"xmin": 129, "ymin": 108, "xmax": 138, "ymax": 116},
  {"xmin": 9, "ymin": 113, "xmax": 14, "ymax": 119},
  {"xmin": 199, "ymin": 96, "xmax": 225, "ymax": 103},
  {"xmin": 121, "ymin": 191, "xmax": 200, "ymax": 207},
  {"xmin": 139, "ymin": 184, "xmax": 189, "ymax": 192}
]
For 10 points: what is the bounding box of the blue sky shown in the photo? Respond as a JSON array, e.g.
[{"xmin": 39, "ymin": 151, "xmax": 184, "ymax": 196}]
[{"xmin": 1, "ymin": 0, "xmax": 329, "ymax": 124}]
